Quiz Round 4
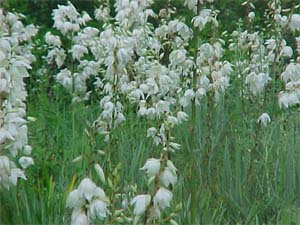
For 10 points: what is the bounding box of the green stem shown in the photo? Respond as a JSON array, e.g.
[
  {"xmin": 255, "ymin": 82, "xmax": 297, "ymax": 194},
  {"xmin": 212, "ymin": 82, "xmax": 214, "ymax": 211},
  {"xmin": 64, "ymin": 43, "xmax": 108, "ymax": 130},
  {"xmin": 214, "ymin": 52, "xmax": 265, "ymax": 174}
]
[{"xmin": 190, "ymin": 1, "xmax": 201, "ymax": 134}]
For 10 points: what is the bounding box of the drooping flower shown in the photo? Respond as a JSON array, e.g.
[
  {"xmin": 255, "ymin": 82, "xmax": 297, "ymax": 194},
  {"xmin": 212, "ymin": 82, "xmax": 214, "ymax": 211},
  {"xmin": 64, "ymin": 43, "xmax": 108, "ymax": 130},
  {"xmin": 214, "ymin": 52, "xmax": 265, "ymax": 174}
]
[
  {"xmin": 18, "ymin": 157, "xmax": 34, "ymax": 169},
  {"xmin": 45, "ymin": 32, "xmax": 62, "ymax": 47},
  {"xmin": 71, "ymin": 44, "xmax": 88, "ymax": 60},
  {"xmin": 71, "ymin": 208, "xmax": 89, "ymax": 225},
  {"xmin": 131, "ymin": 194, "xmax": 151, "ymax": 216},
  {"xmin": 289, "ymin": 14, "xmax": 300, "ymax": 31},
  {"xmin": 159, "ymin": 167, "xmax": 177, "ymax": 187},
  {"xmin": 88, "ymin": 199, "xmax": 109, "ymax": 220},
  {"xmin": 257, "ymin": 113, "xmax": 271, "ymax": 126},
  {"xmin": 78, "ymin": 178, "xmax": 97, "ymax": 202},
  {"xmin": 66, "ymin": 189, "xmax": 86, "ymax": 209},
  {"xmin": 141, "ymin": 158, "xmax": 161, "ymax": 177},
  {"xmin": 153, "ymin": 187, "xmax": 173, "ymax": 209}
]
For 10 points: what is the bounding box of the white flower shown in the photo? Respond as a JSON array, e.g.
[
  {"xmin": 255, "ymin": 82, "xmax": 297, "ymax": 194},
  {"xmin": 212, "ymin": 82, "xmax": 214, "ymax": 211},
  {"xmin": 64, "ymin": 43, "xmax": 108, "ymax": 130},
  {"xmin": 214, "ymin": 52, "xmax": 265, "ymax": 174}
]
[
  {"xmin": 248, "ymin": 12, "xmax": 255, "ymax": 21},
  {"xmin": 71, "ymin": 208, "xmax": 89, "ymax": 225},
  {"xmin": 18, "ymin": 156, "xmax": 34, "ymax": 169},
  {"xmin": 184, "ymin": 89, "xmax": 195, "ymax": 99},
  {"xmin": 23, "ymin": 145, "xmax": 32, "ymax": 155},
  {"xmin": 115, "ymin": 112, "xmax": 126, "ymax": 125},
  {"xmin": 278, "ymin": 92, "xmax": 300, "ymax": 108},
  {"xmin": 56, "ymin": 68, "xmax": 72, "ymax": 90},
  {"xmin": 192, "ymin": 9, "xmax": 212, "ymax": 30},
  {"xmin": 66, "ymin": 189, "xmax": 86, "ymax": 208},
  {"xmin": 257, "ymin": 113, "xmax": 271, "ymax": 126},
  {"xmin": 131, "ymin": 194, "xmax": 151, "ymax": 216},
  {"xmin": 289, "ymin": 14, "xmax": 300, "ymax": 31},
  {"xmin": 177, "ymin": 111, "xmax": 188, "ymax": 123},
  {"xmin": 9, "ymin": 168, "xmax": 27, "ymax": 186},
  {"xmin": 141, "ymin": 158, "xmax": 161, "ymax": 177},
  {"xmin": 153, "ymin": 188, "xmax": 172, "ymax": 209},
  {"xmin": 148, "ymin": 205, "xmax": 161, "ymax": 218},
  {"xmin": 88, "ymin": 199, "xmax": 109, "ymax": 219},
  {"xmin": 117, "ymin": 48, "xmax": 131, "ymax": 66},
  {"xmin": 167, "ymin": 160, "xmax": 177, "ymax": 174},
  {"xmin": 281, "ymin": 63, "xmax": 300, "ymax": 83},
  {"xmin": 282, "ymin": 46, "xmax": 293, "ymax": 58},
  {"xmin": 47, "ymin": 48, "xmax": 66, "ymax": 68},
  {"xmin": 71, "ymin": 44, "xmax": 88, "ymax": 60},
  {"xmin": 0, "ymin": 78, "xmax": 8, "ymax": 93},
  {"xmin": 167, "ymin": 116, "xmax": 178, "ymax": 126},
  {"xmin": 160, "ymin": 167, "xmax": 177, "ymax": 187},
  {"xmin": 0, "ymin": 156, "xmax": 10, "ymax": 173},
  {"xmin": 94, "ymin": 187, "xmax": 107, "ymax": 201},
  {"xmin": 45, "ymin": 32, "xmax": 61, "ymax": 47},
  {"xmin": 245, "ymin": 72, "xmax": 270, "ymax": 95},
  {"xmin": 147, "ymin": 127, "xmax": 157, "ymax": 138},
  {"xmin": 95, "ymin": 6, "xmax": 110, "ymax": 22},
  {"xmin": 78, "ymin": 178, "xmax": 97, "ymax": 202}
]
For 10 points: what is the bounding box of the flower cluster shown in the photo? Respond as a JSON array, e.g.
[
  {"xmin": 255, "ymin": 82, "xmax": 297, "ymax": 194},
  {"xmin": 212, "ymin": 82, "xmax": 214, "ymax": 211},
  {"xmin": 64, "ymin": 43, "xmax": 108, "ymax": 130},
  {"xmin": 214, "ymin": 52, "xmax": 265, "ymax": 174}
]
[
  {"xmin": 276, "ymin": 6, "xmax": 300, "ymax": 108},
  {"xmin": 45, "ymin": 1, "xmax": 98, "ymax": 102},
  {"xmin": 279, "ymin": 63, "xmax": 300, "ymax": 108},
  {"xmin": 39, "ymin": 0, "xmax": 235, "ymax": 222},
  {"xmin": 0, "ymin": 9, "xmax": 37, "ymax": 189},
  {"xmin": 66, "ymin": 178, "xmax": 109, "ymax": 225}
]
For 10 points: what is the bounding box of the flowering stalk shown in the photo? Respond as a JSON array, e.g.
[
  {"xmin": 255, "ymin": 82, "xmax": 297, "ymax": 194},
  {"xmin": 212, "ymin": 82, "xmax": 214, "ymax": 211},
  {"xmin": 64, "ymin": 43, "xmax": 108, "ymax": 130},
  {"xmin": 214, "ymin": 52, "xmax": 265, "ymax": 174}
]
[
  {"xmin": 132, "ymin": 111, "xmax": 183, "ymax": 225},
  {"xmin": 190, "ymin": 0, "xmax": 201, "ymax": 134},
  {"xmin": 0, "ymin": 9, "xmax": 37, "ymax": 190},
  {"xmin": 45, "ymin": 1, "xmax": 97, "ymax": 103}
]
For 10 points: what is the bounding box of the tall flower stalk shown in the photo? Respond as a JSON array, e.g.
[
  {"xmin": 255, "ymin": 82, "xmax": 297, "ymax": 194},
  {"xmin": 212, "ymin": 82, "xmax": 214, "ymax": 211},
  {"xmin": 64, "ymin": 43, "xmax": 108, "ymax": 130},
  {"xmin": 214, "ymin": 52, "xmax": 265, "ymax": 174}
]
[{"xmin": 0, "ymin": 9, "xmax": 37, "ymax": 190}]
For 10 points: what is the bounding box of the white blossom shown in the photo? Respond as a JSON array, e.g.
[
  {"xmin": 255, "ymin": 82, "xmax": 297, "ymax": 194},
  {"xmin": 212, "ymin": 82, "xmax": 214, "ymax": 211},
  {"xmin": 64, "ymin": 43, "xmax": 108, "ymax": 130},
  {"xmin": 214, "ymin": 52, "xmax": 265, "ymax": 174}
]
[
  {"xmin": 289, "ymin": 14, "xmax": 300, "ymax": 32},
  {"xmin": 18, "ymin": 157, "xmax": 34, "ymax": 169},
  {"xmin": 153, "ymin": 187, "xmax": 173, "ymax": 209},
  {"xmin": 0, "ymin": 9, "xmax": 36, "ymax": 189},
  {"xmin": 245, "ymin": 72, "xmax": 270, "ymax": 95},
  {"xmin": 45, "ymin": 32, "xmax": 61, "ymax": 47},
  {"xmin": 257, "ymin": 113, "xmax": 271, "ymax": 126},
  {"xmin": 131, "ymin": 194, "xmax": 151, "ymax": 216},
  {"xmin": 66, "ymin": 189, "xmax": 86, "ymax": 208},
  {"xmin": 160, "ymin": 167, "xmax": 177, "ymax": 187},
  {"xmin": 71, "ymin": 44, "xmax": 88, "ymax": 60},
  {"xmin": 88, "ymin": 199, "xmax": 109, "ymax": 220},
  {"xmin": 141, "ymin": 158, "xmax": 161, "ymax": 177},
  {"xmin": 71, "ymin": 208, "xmax": 89, "ymax": 225},
  {"xmin": 78, "ymin": 178, "xmax": 97, "ymax": 202}
]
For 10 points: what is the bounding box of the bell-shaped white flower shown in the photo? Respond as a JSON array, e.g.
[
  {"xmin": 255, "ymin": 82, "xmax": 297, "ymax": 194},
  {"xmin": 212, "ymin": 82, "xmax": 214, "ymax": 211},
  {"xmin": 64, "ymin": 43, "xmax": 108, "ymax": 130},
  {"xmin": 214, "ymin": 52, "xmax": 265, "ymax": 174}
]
[
  {"xmin": 88, "ymin": 199, "xmax": 109, "ymax": 220},
  {"xmin": 9, "ymin": 168, "xmax": 27, "ymax": 186},
  {"xmin": 23, "ymin": 145, "xmax": 32, "ymax": 155},
  {"xmin": 71, "ymin": 208, "xmax": 89, "ymax": 225},
  {"xmin": 18, "ymin": 156, "xmax": 34, "ymax": 169},
  {"xmin": 153, "ymin": 187, "xmax": 173, "ymax": 209},
  {"xmin": 45, "ymin": 32, "xmax": 61, "ymax": 47},
  {"xmin": 160, "ymin": 167, "xmax": 177, "ymax": 187},
  {"xmin": 78, "ymin": 178, "xmax": 97, "ymax": 202},
  {"xmin": 147, "ymin": 127, "xmax": 157, "ymax": 138},
  {"xmin": 131, "ymin": 194, "xmax": 151, "ymax": 216},
  {"xmin": 71, "ymin": 44, "xmax": 88, "ymax": 60},
  {"xmin": 141, "ymin": 158, "xmax": 161, "ymax": 177},
  {"xmin": 66, "ymin": 189, "xmax": 86, "ymax": 208},
  {"xmin": 289, "ymin": 14, "xmax": 300, "ymax": 31},
  {"xmin": 0, "ymin": 156, "xmax": 10, "ymax": 173},
  {"xmin": 94, "ymin": 187, "xmax": 107, "ymax": 202},
  {"xmin": 177, "ymin": 111, "xmax": 189, "ymax": 123},
  {"xmin": 257, "ymin": 113, "xmax": 271, "ymax": 126}
]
